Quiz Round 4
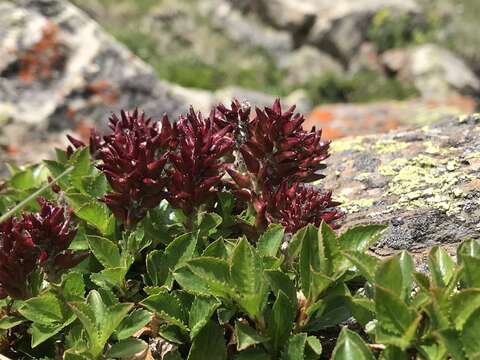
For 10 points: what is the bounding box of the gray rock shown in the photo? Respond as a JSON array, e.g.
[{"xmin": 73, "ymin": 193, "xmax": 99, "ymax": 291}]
[
  {"xmin": 0, "ymin": 0, "xmax": 188, "ymax": 131},
  {"xmin": 278, "ymin": 45, "xmax": 343, "ymax": 85},
  {"xmin": 382, "ymin": 44, "xmax": 480, "ymax": 98},
  {"xmin": 306, "ymin": 0, "xmax": 422, "ymax": 63}
]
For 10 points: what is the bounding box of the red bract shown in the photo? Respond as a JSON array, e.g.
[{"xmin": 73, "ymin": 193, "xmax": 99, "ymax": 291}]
[
  {"xmin": 264, "ymin": 182, "xmax": 343, "ymax": 233},
  {"xmin": 23, "ymin": 198, "xmax": 87, "ymax": 281},
  {"xmin": 94, "ymin": 109, "xmax": 174, "ymax": 225},
  {"xmin": 0, "ymin": 218, "xmax": 37, "ymax": 300},
  {"xmin": 167, "ymin": 108, "xmax": 234, "ymax": 215}
]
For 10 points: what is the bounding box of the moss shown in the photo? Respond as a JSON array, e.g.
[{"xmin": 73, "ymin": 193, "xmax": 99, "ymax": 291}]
[
  {"xmin": 330, "ymin": 137, "xmax": 365, "ymax": 153},
  {"xmin": 372, "ymin": 140, "xmax": 410, "ymax": 154},
  {"xmin": 379, "ymin": 153, "xmax": 472, "ymax": 214}
]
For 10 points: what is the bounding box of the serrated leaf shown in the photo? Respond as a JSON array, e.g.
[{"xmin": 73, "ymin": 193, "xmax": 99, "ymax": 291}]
[
  {"xmin": 299, "ymin": 225, "xmax": 321, "ymax": 299},
  {"xmin": 305, "ymin": 293, "xmax": 351, "ymax": 331},
  {"xmin": 332, "ymin": 327, "xmax": 374, "ymax": 360},
  {"xmin": 460, "ymin": 308, "xmax": 480, "ymax": 359},
  {"xmin": 268, "ymin": 291, "xmax": 295, "ymax": 353},
  {"xmin": 141, "ymin": 292, "xmax": 188, "ymax": 330},
  {"xmin": 174, "ymin": 257, "xmax": 231, "ymax": 298},
  {"xmin": 281, "ymin": 333, "xmax": 307, "ymax": 360},
  {"xmin": 435, "ymin": 329, "xmax": 466, "ymax": 360},
  {"xmin": 197, "ymin": 212, "xmax": 223, "ymax": 238},
  {"xmin": 105, "ymin": 338, "xmax": 148, "ymax": 358},
  {"xmin": 339, "ymin": 224, "xmax": 385, "ymax": 252},
  {"xmin": 0, "ymin": 315, "xmax": 24, "ymax": 330},
  {"xmin": 116, "ymin": 309, "xmax": 152, "ymax": 340},
  {"xmin": 375, "ymin": 251, "xmax": 413, "ymax": 301},
  {"xmin": 163, "ymin": 233, "xmax": 198, "ymax": 289},
  {"xmin": 429, "ymin": 246, "xmax": 455, "ymax": 288},
  {"xmin": 30, "ymin": 322, "xmax": 72, "ymax": 348},
  {"xmin": 19, "ymin": 292, "xmax": 67, "ymax": 325},
  {"xmin": 347, "ymin": 296, "xmax": 375, "ymax": 327},
  {"xmin": 187, "ymin": 321, "xmax": 226, "ymax": 360},
  {"xmin": 146, "ymin": 250, "xmax": 167, "ymax": 287},
  {"xmin": 264, "ymin": 270, "xmax": 297, "ymax": 307},
  {"xmin": 87, "ymin": 235, "xmax": 121, "ymax": 268},
  {"xmin": 202, "ymin": 238, "xmax": 228, "ymax": 259},
  {"xmin": 188, "ymin": 296, "xmax": 221, "ymax": 339},
  {"xmin": 343, "ymin": 251, "xmax": 379, "ymax": 284},
  {"xmin": 448, "ymin": 289, "xmax": 480, "ymax": 332},
  {"xmin": 235, "ymin": 321, "xmax": 268, "ymax": 351},
  {"xmin": 234, "ymin": 348, "xmax": 270, "ymax": 360},
  {"xmin": 67, "ymin": 193, "xmax": 114, "ymax": 235},
  {"xmin": 257, "ymin": 223, "xmax": 284, "ymax": 257},
  {"xmin": 287, "ymin": 226, "xmax": 308, "ymax": 261},
  {"xmin": 230, "ymin": 238, "xmax": 268, "ymax": 317},
  {"xmin": 159, "ymin": 324, "xmax": 188, "ymax": 344},
  {"xmin": 62, "ymin": 272, "xmax": 85, "ymax": 301},
  {"xmin": 460, "ymin": 255, "xmax": 480, "ymax": 288},
  {"xmin": 90, "ymin": 267, "xmax": 128, "ymax": 289}
]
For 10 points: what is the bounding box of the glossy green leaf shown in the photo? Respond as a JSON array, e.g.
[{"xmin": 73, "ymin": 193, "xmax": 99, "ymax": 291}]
[
  {"xmin": 339, "ymin": 224, "xmax": 385, "ymax": 252},
  {"xmin": 257, "ymin": 223, "xmax": 284, "ymax": 257},
  {"xmin": 343, "ymin": 250, "xmax": 380, "ymax": 284},
  {"xmin": 264, "ymin": 269, "xmax": 297, "ymax": 307},
  {"xmin": 332, "ymin": 327, "xmax": 374, "ymax": 360},
  {"xmin": 268, "ymin": 291, "xmax": 295, "ymax": 353},
  {"xmin": 235, "ymin": 321, "xmax": 268, "ymax": 351},
  {"xmin": 460, "ymin": 308, "xmax": 480, "ymax": 359},
  {"xmin": 281, "ymin": 333, "xmax": 307, "ymax": 360},
  {"xmin": 116, "ymin": 309, "xmax": 152, "ymax": 340},
  {"xmin": 429, "ymin": 246, "xmax": 455, "ymax": 287},
  {"xmin": 375, "ymin": 251, "xmax": 413, "ymax": 301},
  {"xmin": 0, "ymin": 315, "xmax": 24, "ymax": 330},
  {"xmin": 105, "ymin": 338, "xmax": 148, "ymax": 358}
]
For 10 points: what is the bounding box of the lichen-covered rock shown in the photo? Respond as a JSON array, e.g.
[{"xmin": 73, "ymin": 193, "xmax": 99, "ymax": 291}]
[{"xmin": 324, "ymin": 113, "xmax": 480, "ymax": 258}]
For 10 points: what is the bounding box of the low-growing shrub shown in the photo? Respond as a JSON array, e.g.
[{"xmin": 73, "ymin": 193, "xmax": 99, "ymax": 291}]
[{"xmin": 0, "ymin": 100, "xmax": 479, "ymax": 359}]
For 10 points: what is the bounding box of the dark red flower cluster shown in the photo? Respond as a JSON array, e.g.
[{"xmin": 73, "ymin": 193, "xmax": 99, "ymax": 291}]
[
  {"xmin": 67, "ymin": 98, "xmax": 341, "ymax": 233},
  {"xmin": 93, "ymin": 110, "xmax": 174, "ymax": 226},
  {"xmin": 167, "ymin": 108, "xmax": 234, "ymax": 215},
  {"xmin": 0, "ymin": 218, "xmax": 37, "ymax": 300},
  {"xmin": 264, "ymin": 183, "xmax": 343, "ymax": 233},
  {"xmin": 0, "ymin": 198, "xmax": 87, "ymax": 299},
  {"xmin": 221, "ymin": 99, "xmax": 341, "ymax": 232}
]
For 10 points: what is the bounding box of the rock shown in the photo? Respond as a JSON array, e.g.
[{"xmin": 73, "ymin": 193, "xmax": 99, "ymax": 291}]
[
  {"xmin": 306, "ymin": 0, "xmax": 422, "ymax": 63},
  {"xmin": 305, "ymin": 96, "xmax": 477, "ymax": 139},
  {"xmin": 348, "ymin": 42, "xmax": 384, "ymax": 74},
  {"xmin": 0, "ymin": 0, "xmax": 188, "ymax": 131},
  {"xmin": 278, "ymin": 45, "xmax": 343, "ymax": 86},
  {"xmin": 323, "ymin": 113, "xmax": 480, "ymax": 257},
  {"xmin": 382, "ymin": 44, "xmax": 480, "ymax": 98}
]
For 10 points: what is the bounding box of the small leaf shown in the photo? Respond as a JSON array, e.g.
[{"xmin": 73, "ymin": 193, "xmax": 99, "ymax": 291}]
[
  {"xmin": 106, "ymin": 338, "xmax": 148, "ymax": 358},
  {"xmin": 460, "ymin": 308, "xmax": 480, "ymax": 359},
  {"xmin": 429, "ymin": 246, "xmax": 455, "ymax": 287},
  {"xmin": 0, "ymin": 315, "xmax": 24, "ymax": 329},
  {"xmin": 460, "ymin": 255, "xmax": 480, "ymax": 288},
  {"xmin": 189, "ymin": 296, "xmax": 221, "ymax": 339},
  {"xmin": 202, "ymin": 238, "xmax": 228, "ymax": 259},
  {"xmin": 332, "ymin": 327, "xmax": 374, "ymax": 360},
  {"xmin": 230, "ymin": 238, "xmax": 267, "ymax": 317},
  {"xmin": 451, "ymin": 289, "xmax": 480, "ymax": 331},
  {"xmin": 375, "ymin": 252, "xmax": 413, "ymax": 302},
  {"xmin": 187, "ymin": 321, "xmax": 226, "ymax": 360},
  {"xmin": 257, "ymin": 224, "xmax": 284, "ymax": 257},
  {"xmin": 146, "ymin": 250, "xmax": 167, "ymax": 287},
  {"xmin": 19, "ymin": 292, "xmax": 67, "ymax": 325},
  {"xmin": 343, "ymin": 251, "xmax": 379, "ymax": 284},
  {"xmin": 235, "ymin": 321, "xmax": 268, "ymax": 351},
  {"xmin": 87, "ymin": 235, "xmax": 121, "ymax": 268},
  {"xmin": 141, "ymin": 292, "xmax": 188, "ymax": 330},
  {"xmin": 281, "ymin": 333, "xmax": 307, "ymax": 360},
  {"xmin": 116, "ymin": 309, "xmax": 153, "ymax": 340},
  {"xmin": 264, "ymin": 270, "xmax": 297, "ymax": 307},
  {"xmin": 339, "ymin": 225, "xmax": 385, "ymax": 252},
  {"xmin": 268, "ymin": 291, "xmax": 295, "ymax": 353}
]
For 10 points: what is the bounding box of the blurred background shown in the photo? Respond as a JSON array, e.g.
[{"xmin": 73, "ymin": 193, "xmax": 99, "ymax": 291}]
[{"xmin": 1, "ymin": 0, "xmax": 480, "ymax": 171}]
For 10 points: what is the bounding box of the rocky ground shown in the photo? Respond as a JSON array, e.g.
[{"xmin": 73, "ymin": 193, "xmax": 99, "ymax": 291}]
[{"xmin": 1, "ymin": 0, "xmax": 480, "ymax": 260}]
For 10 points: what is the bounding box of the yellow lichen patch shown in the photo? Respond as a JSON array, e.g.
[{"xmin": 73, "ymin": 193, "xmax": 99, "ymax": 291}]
[
  {"xmin": 334, "ymin": 194, "xmax": 376, "ymax": 214},
  {"xmin": 379, "ymin": 154, "xmax": 472, "ymax": 214},
  {"xmin": 372, "ymin": 139, "xmax": 410, "ymax": 154},
  {"xmin": 423, "ymin": 141, "xmax": 442, "ymax": 155},
  {"xmin": 330, "ymin": 137, "xmax": 365, "ymax": 153}
]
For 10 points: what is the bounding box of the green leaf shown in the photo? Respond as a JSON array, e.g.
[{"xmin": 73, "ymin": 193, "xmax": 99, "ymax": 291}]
[
  {"xmin": 62, "ymin": 272, "xmax": 85, "ymax": 301},
  {"xmin": 305, "ymin": 292, "xmax": 351, "ymax": 331},
  {"xmin": 375, "ymin": 251, "xmax": 413, "ymax": 301},
  {"xmin": 67, "ymin": 193, "xmax": 114, "ymax": 235},
  {"xmin": 235, "ymin": 321, "xmax": 268, "ymax": 351},
  {"xmin": 187, "ymin": 321, "xmax": 226, "ymax": 360},
  {"xmin": 19, "ymin": 292, "xmax": 68, "ymax": 325},
  {"xmin": 264, "ymin": 270, "xmax": 297, "ymax": 307},
  {"xmin": 306, "ymin": 336, "xmax": 322, "ymax": 359},
  {"xmin": 146, "ymin": 250, "xmax": 168, "ymax": 287},
  {"xmin": 141, "ymin": 292, "xmax": 188, "ymax": 331},
  {"xmin": 287, "ymin": 226, "xmax": 308, "ymax": 261},
  {"xmin": 90, "ymin": 267, "xmax": 129, "ymax": 289},
  {"xmin": 332, "ymin": 327, "xmax": 374, "ymax": 360},
  {"xmin": 343, "ymin": 251, "xmax": 379, "ymax": 284},
  {"xmin": 375, "ymin": 287, "xmax": 420, "ymax": 349},
  {"xmin": 347, "ymin": 296, "xmax": 375, "ymax": 327},
  {"xmin": 30, "ymin": 322, "xmax": 71, "ymax": 348},
  {"xmin": 450, "ymin": 289, "xmax": 480, "ymax": 331},
  {"xmin": 197, "ymin": 212, "xmax": 223, "ymax": 238},
  {"xmin": 457, "ymin": 239, "xmax": 480, "ymax": 261},
  {"xmin": 162, "ymin": 233, "xmax": 198, "ymax": 289},
  {"xmin": 159, "ymin": 324, "xmax": 188, "ymax": 344},
  {"xmin": 116, "ymin": 309, "xmax": 152, "ymax": 340},
  {"xmin": 268, "ymin": 291, "xmax": 295, "ymax": 353},
  {"xmin": 299, "ymin": 225, "xmax": 321, "ymax": 299},
  {"xmin": 189, "ymin": 296, "xmax": 221, "ymax": 339},
  {"xmin": 202, "ymin": 238, "xmax": 228, "ymax": 259},
  {"xmin": 0, "ymin": 315, "xmax": 24, "ymax": 329},
  {"xmin": 460, "ymin": 255, "xmax": 480, "ymax": 288},
  {"xmin": 87, "ymin": 235, "xmax": 121, "ymax": 268},
  {"xmin": 429, "ymin": 246, "xmax": 455, "ymax": 287},
  {"xmin": 105, "ymin": 338, "xmax": 147, "ymax": 358},
  {"xmin": 234, "ymin": 348, "xmax": 270, "ymax": 360},
  {"xmin": 257, "ymin": 223, "xmax": 284, "ymax": 257},
  {"xmin": 339, "ymin": 224, "xmax": 386, "ymax": 252},
  {"xmin": 174, "ymin": 257, "xmax": 231, "ymax": 298},
  {"xmin": 460, "ymin": 308, "xmax": 480, "ymax": 359},
  {"xmin": 436, "ymin": 329, "xmax": 466, "ymax": 360},
  {"xmin": 281, "ymin": 333, "xmax": 307, "ymax": 360},
  {"xmin": 230, "ymin": 238, "xmax": 267, "ymax": 317}
]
